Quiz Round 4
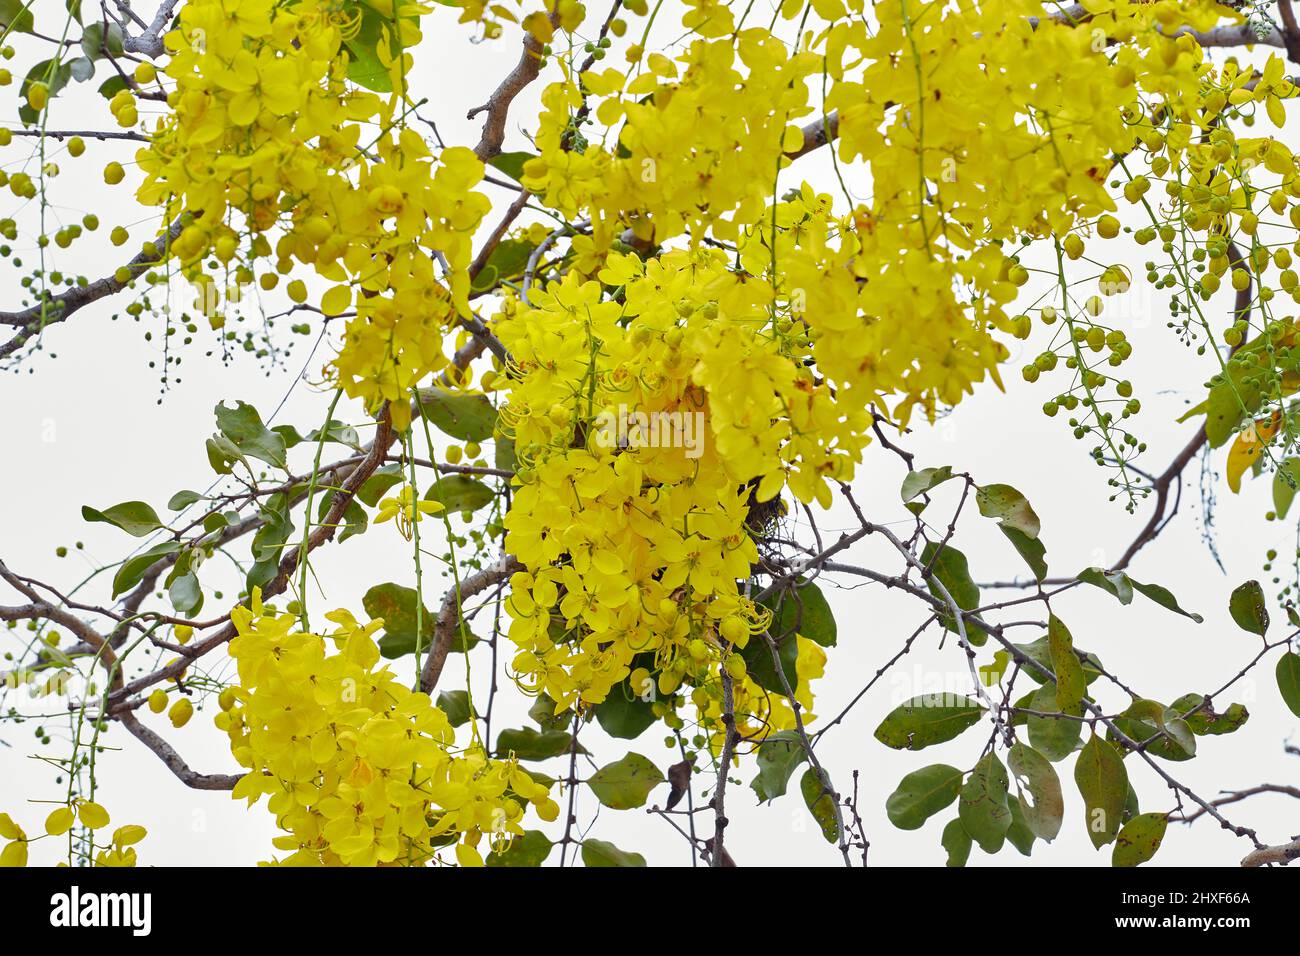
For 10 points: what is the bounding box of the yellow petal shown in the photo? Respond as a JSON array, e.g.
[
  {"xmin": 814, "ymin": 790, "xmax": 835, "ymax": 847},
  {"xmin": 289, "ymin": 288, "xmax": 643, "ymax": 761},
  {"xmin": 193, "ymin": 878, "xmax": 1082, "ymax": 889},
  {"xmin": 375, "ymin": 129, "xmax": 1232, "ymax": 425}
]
[
  {"xmin": 0, "ymin": 841, "xmax": 27, "ymax": 867},
  {"xmin": 321, "ymin": 284, "xmax": 354, "ymax": 316},
  {"xmin": 1226, "ymin": 415, "xmax": 1281, "ymax": 493},
  {"xmin": 77, "ymin": 800, "xmax": 110, "ymax": 830},
  {"xmin": 0, "ymin": 814, "xmax": 21, "ymax": 841},
  {"xmin": 112, "ymin": 824, "xmax": 147, "ymax": 847},
  {"xmin": 44, "ymin": 807, "xmax": 75, "ymax": 836}
]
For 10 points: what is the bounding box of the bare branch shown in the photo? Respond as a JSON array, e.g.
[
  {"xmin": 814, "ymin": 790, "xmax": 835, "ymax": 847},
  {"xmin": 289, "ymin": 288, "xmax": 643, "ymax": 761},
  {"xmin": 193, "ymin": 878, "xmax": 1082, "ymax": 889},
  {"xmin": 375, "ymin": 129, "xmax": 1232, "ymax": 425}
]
[
  {"xmin": 1, "ymin": 217, "xmax": 184, "ymax": 358},
  {"xmin": 118, "ymin": 711, "xmax": 244, "ymax": 790},
  {"xmin": 1242, "ymin": 835, "xmax": 1300, "ymax": 866},
  {"xmin": 469, "ymin": 18, "xmax": 555, "ymax": 162},
  {"xmin": 419, "ymin": 554, "xmax": 521, "ymax": 693}
]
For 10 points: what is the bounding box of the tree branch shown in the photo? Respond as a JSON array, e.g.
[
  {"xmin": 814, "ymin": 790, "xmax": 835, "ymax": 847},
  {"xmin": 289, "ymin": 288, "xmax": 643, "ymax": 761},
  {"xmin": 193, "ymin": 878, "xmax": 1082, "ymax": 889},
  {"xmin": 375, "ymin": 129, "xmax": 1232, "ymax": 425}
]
[
  {"xmin": 469, "ymin": 18, "xmax": 555, "ymax": 162},
  {"xmin": 419, "ymin": 554, "xmax": 521, "ymax": 693},
  {"xmin": 1241, "ymin": 836, "xmax": 1300, "ymax": 866},
  {"xmin": 0, "ymin": 217, "xmax": 184, "ymax": 358},
  {"xmin": 118, "ymin": 711, "xmax": 244, "ymax": 791}
]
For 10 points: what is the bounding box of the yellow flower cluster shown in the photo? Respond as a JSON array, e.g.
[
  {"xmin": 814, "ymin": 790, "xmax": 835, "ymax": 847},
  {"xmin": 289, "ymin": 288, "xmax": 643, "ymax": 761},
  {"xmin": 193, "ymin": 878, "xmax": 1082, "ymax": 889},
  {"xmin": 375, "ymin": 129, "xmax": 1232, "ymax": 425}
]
[
  {"xmin": 491, "ymin": 0, "xmax": 1259, "ymax": 729},
  {"xmin": 525, "ymin": 30, "xmax": 820, "ymax": 245},
  {"xmin": 216, "ymin": 591, "xmax": 558, "ymax": 866},
  {"xmin": 0, "ymin": 803, "xmax": 146, "ymax": 867},
  {"xmin": 138, "ymin": 0, "xmax": 489, "ymax": 429},
  {"xmin": 497, "ymin": 246, "xmax": 864, "ymax": 724}
]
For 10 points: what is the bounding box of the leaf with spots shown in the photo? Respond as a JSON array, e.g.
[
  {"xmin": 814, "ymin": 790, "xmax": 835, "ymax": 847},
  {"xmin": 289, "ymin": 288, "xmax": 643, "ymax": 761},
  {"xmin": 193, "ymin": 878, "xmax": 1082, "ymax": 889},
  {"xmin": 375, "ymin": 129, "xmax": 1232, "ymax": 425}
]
[
  {"xmin": 800, "ymin": 768, "xmax": 839, "ymax": 844},
  {"xmin": 873, "ymin": 694, "xmax": 984, "ymax": 751},
  {"xmin": 1074, "ymin": 735, "xmax": 1128, "ymax": 849},
  {"xmin": 1112, "ymin": 812, "xmax": 1168, "ymax": 867},
  {"xmin": 885, "ymin": 764, "xmax": 964, "ymax": 830},
  {"xmin": 1008, "ymin": 742, "xmax": 1063, "ymax": 842},
  {"xmin": 587, "ymin": 753, "xmax": 664, "ymax": 810},
  {"xmin": 1229, "ymin": 580, "xmax": 1269, "ymax": 636},
  {"xmin": 958, "ymin": 753, "xmax": 1012, "ymax": 854}
]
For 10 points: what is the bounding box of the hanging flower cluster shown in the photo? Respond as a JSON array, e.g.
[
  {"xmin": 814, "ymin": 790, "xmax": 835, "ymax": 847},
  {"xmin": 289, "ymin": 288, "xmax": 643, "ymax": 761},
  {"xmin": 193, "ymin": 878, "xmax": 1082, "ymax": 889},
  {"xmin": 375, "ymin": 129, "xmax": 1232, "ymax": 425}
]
[
  {"xmin": 138, "ymin": 0, "xmax": 489, "ymax": 429},
  {"xmin": 216, "ymin": 590, "xmax": 559, "ymax": 866}
]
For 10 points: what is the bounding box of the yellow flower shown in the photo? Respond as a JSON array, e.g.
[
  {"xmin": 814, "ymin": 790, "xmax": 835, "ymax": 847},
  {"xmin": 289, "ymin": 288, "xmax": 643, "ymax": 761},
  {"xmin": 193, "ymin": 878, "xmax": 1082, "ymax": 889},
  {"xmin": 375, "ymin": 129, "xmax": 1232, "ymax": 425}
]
[{"xmin": 374, "ymin": 486, "xmax": 445, "ymax": 540}]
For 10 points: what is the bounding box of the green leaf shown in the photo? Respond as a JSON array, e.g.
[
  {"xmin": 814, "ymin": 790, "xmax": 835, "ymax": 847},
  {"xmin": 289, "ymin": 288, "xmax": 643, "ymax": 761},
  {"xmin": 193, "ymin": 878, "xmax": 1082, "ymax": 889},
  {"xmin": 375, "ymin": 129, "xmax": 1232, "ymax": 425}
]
[
  {"xmin": 958, "ymin": 754, "xmax": 1012, "ymax": 854},
  {"xmin": 488, "ymin": 150, "xmax": 537, "ymax": 183},
  {"xmin": 759, "ymin": 578, "xmax": 836, "ymax": 648},
  {"xmin": 581, "ymin": 839, "xmax": 646, "ymax": 867},
  {"xmin": 250, "ymin": 494, "xmax": 294, "ymax": 565},
  {"xmin": 425, "ymin": 475, "xmax": 494, "ymax": 515},
  {"xmin": 111, "ymin": 541, "xmax": 180, "ymax": 597},
  {"xmin": 246, "ymin": 558, "xmax": 277, "ymax": 593},
  {"xmin": 750, "ymin": 730, "xmax": 807, "ymax": 802},
  {"xmin": 1273, "ymin": 459, "xmax": 1300, "ymax": 519},
  {"xmin": 1012, "ymin": 634, "xmax": 1104, "ymax": 687},
  {"xmin": 1162, "ymin": 715, "xmax": 1196, "ymax": 757},
  {"xmin": 486, "ymin": 830, "xmax": 553, "ymax": 867},
  {"xmin": 168, "ymin": 572, "xmax": 202, "ymax": 617},
  {"xmin": 363, "ymin": 582, "xmax": 433, "ymax": 658},
  {"xmin": 495, "ymin": 438, "xmax": 517, "ymax": 472},
  {"xmin": 68, "ymin": 55, "xmax": 93, "ymax": 82},
  {"xmin": 416, "ymin": 388, "xmax": 497, "ymax": 442},
  {"xmin": 885, "ymin": 764, "xmax": 963, "ymax": 830},
  {"xmin": 528, "ymin": 693, "xmax": 571, "ymax": 731},
  {"xmin": 1229, "ymin": 580, "xmax": 1269, "ymax": 635},
  {"xmin": 1128, "ymin": 579, "xmax": 1203, "ymax": 623},
  {"xmin": 1002, "ymin": 525, "xmax": 1048, "ymax": 581},
  {"xmin": 874, "ymin": 694, "xmax": 984, "ymax": 751},
  {"xmin": 486, "ymin": 832, "xmax": 551, "ymax": 868},
  {"xmin": 82, "ymin": 501, "xmax": 164, "ymax": 537},
  {"xmin": 471, "ymin": 238, "xmax": 537, "ymax": 293},
  {"xmin": 901, "ymin": 466, "xmax": 953, "ymax": 502},
  {"xmin": 941, "ymin": 817, "xmax": 972, "ymax": 867},
  {"xmin": 1077, "ymin": 567, "xmax": 1202, "ymax": 622},
  {"xmin": 1204, "ymin": 346, "xmax": 1267, "ymax": 448},
  {"xmin": 800, "ymin": 768, "xmax": 839, "ymax": 844},
  {"xmin": 494, "ymin": 727, "xmax": 579, "ymax": 761},
  {"xmin": 318, "ymin": 491, "xmax": 368, "ymax": 544},
  {"xmin": 594, "ymin": 683, "xmax": 656, "ymax": 739},
  {"xmin": 1112, "ymin": 812, "xmax": 1168, "ymax": 867},
  {"xmin": 921, "ymin": 541, "xmax": 985, "ymax": 644},
  {"xmin": 436, "ymin": 690, "xmax": 474, "ymax": 727},
  {"xmin": 167, "ymin": 489, "xmax": 203, "ymax": 511},
  {"xmin": 357, "ymin": 464, "xmax": 404, "ymax": 506},
  {"xmin": 214, "ymin": 401, "xmax": 287, "ymax": 469},
  {"xmin": 0, "ymin": 0, "xmax": 35, "ymax": 33},
  {"xmin": 98, "ymin": 75, "xmax": 127, "ymax": 100},
  {"xmin": 975, "ymin": 483, "xmax": 1041, "ymax": 537},
  {"xmin": 1111, "ymin": 708, "xmax": 1194, "ymax": 763},
  {"xmin": 305, "ymin": 419, "xmax": 362, "ymax": 451},
  {"xmin": 203, "ymin": 511, "xmax": 232, "ymax": 534},
  {"xmin": 1048, "ymin": 614, "xmax": 1086, "ymax": 715},
  {"xmin": 1124, "ymin": 783, "xmax": 1141, "ymax": 826},
  {"xmin": 342, "ymin": 2, "xmax": 401, "ymax": 92},
  {"xmin": 588, "ymin": 753, "xmax": 664, "ymax": 810},
  {"xmin": 1008, "ymin": 742, "xmax": 1063, "ymax": 842},
  {"xmin": 741, "ymin": 631, "xmax": 799, "ymax": 697},
  {"xmin": 205, "ymin": 435, "xmax": 245, "ymax": 476},
  {"xmin": 1168, "ymin": 693, "xmax": 1250, "ymax": 736},
  {"xmin": 1277, "ymin": 652, "xmax": 1300, "ymax": 718},
  {"xmin": 1006, "ymin": 798, "xmax": 1036, "ymax": 856},
  {"xmin": 1077, "ymin": 566, "xmax": 1133, "ymax": 604},
  {"xmin": 1026, "ymin": 684, "xmax": 1082, "ymax": 762},
  {"xmin": 81, "ymin": 21, "xmax": 124, "ymax": 59},
  {"xmin": 1074, "ymin": 735, "xmax": 1128, "ymax": 849},
  {"xmin": 20, "ymin": 59, "xmax": 71, "ymax": 123}
]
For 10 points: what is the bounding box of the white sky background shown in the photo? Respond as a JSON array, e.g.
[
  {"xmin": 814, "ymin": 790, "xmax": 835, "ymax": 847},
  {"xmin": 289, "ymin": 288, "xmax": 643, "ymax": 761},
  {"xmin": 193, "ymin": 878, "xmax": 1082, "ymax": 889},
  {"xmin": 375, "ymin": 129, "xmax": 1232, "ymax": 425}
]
[{"xmin": 0, "ymin": 0, "xmax": 1297, "ymax": 867}]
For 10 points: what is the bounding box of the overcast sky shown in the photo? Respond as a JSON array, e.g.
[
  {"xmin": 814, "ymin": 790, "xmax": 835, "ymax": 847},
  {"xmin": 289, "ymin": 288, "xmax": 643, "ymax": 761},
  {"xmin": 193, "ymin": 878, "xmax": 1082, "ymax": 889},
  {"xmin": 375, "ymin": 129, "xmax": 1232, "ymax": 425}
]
[{"xmin": 1, "ymin": 1, "xmax": 1296, "ymax": 867}]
